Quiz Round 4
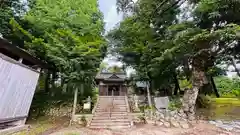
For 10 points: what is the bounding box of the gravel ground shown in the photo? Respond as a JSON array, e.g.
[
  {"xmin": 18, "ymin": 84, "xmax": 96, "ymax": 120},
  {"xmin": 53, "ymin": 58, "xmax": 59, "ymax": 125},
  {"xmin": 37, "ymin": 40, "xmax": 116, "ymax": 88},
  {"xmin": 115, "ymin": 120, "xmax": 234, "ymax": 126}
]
[{"xmin": 50, "ymin": 122, "xmax": 239, "ymax": 135}]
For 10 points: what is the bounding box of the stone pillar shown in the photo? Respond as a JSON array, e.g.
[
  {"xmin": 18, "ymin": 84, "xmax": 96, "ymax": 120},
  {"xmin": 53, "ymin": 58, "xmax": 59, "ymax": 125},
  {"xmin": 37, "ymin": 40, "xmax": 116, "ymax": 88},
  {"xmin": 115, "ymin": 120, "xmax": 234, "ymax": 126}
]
[{"xmin": 134, "ymin": 94, "xmax": 138, "ymax": 109}]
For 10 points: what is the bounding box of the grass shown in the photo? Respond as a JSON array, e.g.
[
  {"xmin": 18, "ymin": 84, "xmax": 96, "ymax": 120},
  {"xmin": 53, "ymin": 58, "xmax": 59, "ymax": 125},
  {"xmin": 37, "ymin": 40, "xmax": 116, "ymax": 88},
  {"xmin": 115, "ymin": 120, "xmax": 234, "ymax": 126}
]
[
  {"xmin": 13, "ymin": 116, "xmax": 70, "ymax": 135},
  {"xmin": 212, "ymin": 98, "xmax": 240, "ymax": 105}
]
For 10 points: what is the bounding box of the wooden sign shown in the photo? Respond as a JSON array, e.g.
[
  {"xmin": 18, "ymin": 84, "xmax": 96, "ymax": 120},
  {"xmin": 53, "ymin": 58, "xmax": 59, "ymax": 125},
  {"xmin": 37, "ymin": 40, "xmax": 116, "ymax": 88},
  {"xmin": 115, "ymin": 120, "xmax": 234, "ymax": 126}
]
[{"xmin": 83, "ymin": 103, "xmax": 91, "ymax": 109}]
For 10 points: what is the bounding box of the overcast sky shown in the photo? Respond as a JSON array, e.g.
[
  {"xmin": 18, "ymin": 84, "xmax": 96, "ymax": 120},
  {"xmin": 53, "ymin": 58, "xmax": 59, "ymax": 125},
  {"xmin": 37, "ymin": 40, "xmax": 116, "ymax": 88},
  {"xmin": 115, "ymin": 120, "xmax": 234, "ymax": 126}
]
[
  {"xmin": 99, "ymin": 0, "xmax": 124, "ymax": 67},
  {"xmin": 99, "ymin": 0, "xmax": 122, "ymax": 32}
]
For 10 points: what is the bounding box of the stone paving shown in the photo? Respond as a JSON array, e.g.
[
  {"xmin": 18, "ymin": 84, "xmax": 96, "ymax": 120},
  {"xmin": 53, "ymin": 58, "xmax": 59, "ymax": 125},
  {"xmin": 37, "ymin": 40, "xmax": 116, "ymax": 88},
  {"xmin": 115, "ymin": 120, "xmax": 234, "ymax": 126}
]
[{"xmin": 209, "ymin": 120, "xmax": 240, "ymax": 133}]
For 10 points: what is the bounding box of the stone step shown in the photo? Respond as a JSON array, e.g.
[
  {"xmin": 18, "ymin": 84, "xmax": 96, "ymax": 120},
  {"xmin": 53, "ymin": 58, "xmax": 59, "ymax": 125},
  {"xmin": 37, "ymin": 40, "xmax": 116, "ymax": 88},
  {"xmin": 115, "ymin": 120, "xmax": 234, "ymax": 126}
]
[
  {"xmin": 96, "ymin": 110, "xmax": 127, "ymax": 112},
  {"xmin": 99, "ymin": 98, "xmax": 125, "ymax": 99},
  {"xmin": 90, "ymin": 122, "xmax": 130, "ymax": 126},
  {"xmin": 97, "ymin": 105, "xmax": 127, "ymax": 107},
  {"xmin": 93, "ymin": 113, "xmax": 128, "ymax": 116},
  {"xmin": 94, "ymin": 112, "xmax": 128, "ymax": 114},
  {"xmin": 91, "ymin": 96, "xmax": 131, "ymax": 129},
  {"xmin": 96, "ymin": 106, "xmax": 126, "ymax": 108},
  {"xmin": 96, "ymin": 106, "xmax": 127, "ymax": 108},
  {"xmin": 95, "ymin": 109, "xmax": 127, "ymax": 113},
  {"xmin": 92, "ymin": 116, "xmax": 129, "ymax": 120},
  {"xmin": 96, "ymin": 108, "xmax": 127, "ymax": 110},
  {"xmin": 89, "ymin": 125, "xmax": 131, "ymax": 129},
  {"xmin": 91, "ymin": 119, "xmax": 130, "ymax": 123},
  {"xmin": 94, "ymin": 114, "xmax": 128, "ymax": 117}
]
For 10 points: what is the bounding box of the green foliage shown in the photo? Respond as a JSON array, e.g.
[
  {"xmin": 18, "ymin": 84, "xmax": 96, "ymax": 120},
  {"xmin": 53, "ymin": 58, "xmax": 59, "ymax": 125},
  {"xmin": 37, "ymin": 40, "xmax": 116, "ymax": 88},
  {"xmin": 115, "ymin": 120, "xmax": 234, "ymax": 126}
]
[
  {"xmin": 212, "ymin": 98, "xmax": 240, "ymax": 105},
  {"xmin": 179, "ymin": 79, "xmax": 192, "ymax": 89},
  {"xmin": 110, "ymin": 0, "xmax": 240, "ymax": 101},
  {"xmin": 137, "ymin": 114, "xmax": 146, "ymax": 124},
  {"xmin": 214, "ymin": 76, "xmax": 240, "ymax": 97},
  {"xmin": 168, "ymin": 96, "xmax": 182, "ymax": 111},
  {"xmin": 196, "ymin": 94, "xmax": 212, "ymax": 108},
  {"xmin": 1, "ymin": 0, "xmax": 107, "ymax": 117},
  {"xmin": 29, "ymin": 90, "xmax": 74, "ymax": 117},
  {"xmin": 0, "ymin": 0, "xmax": 26, "ymax": 39},
  {"xmin": 9, "ymin": 0, "xmax": 106, "ymax": 86}
]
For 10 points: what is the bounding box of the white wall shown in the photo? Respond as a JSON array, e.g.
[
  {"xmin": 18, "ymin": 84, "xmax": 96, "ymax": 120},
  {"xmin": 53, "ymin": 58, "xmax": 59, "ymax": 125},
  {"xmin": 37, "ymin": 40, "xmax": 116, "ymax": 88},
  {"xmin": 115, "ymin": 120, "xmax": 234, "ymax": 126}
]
[{"xmin": 0, "ymin": 55, "xmax": 40, "ymax": 122}]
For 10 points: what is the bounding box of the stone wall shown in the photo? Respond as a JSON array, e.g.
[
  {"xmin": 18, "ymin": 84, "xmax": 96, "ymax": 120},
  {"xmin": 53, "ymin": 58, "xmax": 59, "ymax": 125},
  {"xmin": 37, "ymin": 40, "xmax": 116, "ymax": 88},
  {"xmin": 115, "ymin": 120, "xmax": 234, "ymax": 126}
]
[
  {"xmin": 45, "ymin": 104, "xmax": 82, "ymax": 117},
  {"xmin": 140, "ymin": 109, "xmax": 198, "ymax": 129}
]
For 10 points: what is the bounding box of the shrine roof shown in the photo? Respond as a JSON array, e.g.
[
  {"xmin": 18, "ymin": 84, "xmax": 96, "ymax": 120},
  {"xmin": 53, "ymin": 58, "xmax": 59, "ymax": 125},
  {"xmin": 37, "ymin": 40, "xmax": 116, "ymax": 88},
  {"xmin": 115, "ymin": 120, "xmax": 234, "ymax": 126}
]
[
  {"xmin": 95, "ymin": 71, "xmax": 127, "ymax": 81},
  {"xmin": 0, "ymin": 38, "xmax": 50, "ymax": 69}
]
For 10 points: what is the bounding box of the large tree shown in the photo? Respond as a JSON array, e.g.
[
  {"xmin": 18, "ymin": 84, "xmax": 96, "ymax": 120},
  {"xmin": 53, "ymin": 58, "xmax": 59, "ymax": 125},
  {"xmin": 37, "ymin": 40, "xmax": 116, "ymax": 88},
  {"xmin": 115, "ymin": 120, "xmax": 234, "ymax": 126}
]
[
  {"xmin": 110, "ymin": 0, "xmax": 240, "ymax": 118},
  {"xmin": 10, "ymin": 0, "xmax": 107, "ymax": 93}
]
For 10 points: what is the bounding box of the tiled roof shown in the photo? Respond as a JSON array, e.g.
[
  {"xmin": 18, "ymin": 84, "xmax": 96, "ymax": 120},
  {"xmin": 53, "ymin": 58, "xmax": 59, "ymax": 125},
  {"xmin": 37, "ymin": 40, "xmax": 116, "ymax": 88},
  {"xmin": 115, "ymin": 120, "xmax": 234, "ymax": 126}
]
[{"xmin": 95, "ymin": 72, "xmax": 127, "ymax": 80}]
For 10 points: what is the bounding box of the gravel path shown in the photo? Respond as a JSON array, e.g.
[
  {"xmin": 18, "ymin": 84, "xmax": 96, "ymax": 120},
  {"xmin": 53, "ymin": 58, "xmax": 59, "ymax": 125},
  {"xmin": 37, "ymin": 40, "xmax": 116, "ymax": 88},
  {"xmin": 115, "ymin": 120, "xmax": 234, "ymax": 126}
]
[{"xmin": 50, "ymin": 123, "xmax": 238, "ymax": 135}]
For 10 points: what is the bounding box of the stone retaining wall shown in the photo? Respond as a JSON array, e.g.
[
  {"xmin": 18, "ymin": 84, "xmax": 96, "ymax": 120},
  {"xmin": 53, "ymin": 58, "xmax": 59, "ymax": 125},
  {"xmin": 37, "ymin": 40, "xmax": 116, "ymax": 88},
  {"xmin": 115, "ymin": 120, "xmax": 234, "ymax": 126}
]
[{"xmin": 139, "ymin": 109, "xmax": 198, "ymax": 129}]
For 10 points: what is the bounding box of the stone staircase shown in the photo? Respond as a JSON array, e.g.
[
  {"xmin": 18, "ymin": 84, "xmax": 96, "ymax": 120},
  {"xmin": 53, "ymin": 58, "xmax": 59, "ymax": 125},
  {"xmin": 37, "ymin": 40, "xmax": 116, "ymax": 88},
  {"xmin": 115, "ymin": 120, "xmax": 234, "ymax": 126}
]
[{"xmin": 89, "ymin": 96, "xmax": 132, "ymax": 129}]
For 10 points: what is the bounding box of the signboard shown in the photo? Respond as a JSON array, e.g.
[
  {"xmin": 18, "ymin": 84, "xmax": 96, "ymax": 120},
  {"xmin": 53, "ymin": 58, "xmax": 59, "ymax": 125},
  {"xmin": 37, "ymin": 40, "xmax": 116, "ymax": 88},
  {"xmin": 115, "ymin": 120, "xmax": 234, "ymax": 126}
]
[
  {"xmin": 83, "ymin": 103, "xmax": 91, "ymax": 109},
  {"xmin": 154, "ymin": 96, "xmax": 169, "ymax": 110}
]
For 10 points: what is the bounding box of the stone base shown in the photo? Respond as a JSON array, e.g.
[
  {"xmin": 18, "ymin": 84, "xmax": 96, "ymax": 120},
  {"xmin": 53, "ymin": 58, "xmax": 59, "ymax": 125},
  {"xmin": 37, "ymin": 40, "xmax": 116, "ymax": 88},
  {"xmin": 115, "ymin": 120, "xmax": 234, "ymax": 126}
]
[
  {"xmin": 0, "ymin": 125, "xmax": 29, "ymax": 135},
  {"xmin": 141, "ymin": 109, "xmax": 198, "ymax": 129},
  {"xmin": 72, "ymin": 114, "xmax": 93, "ymax": 126}
]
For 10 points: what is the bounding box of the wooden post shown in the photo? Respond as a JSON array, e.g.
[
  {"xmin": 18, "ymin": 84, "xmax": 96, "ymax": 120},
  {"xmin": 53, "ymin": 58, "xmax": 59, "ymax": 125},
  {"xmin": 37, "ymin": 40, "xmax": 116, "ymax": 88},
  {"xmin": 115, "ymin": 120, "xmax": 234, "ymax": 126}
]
[
  {"xmin": 147, "ymin": 81, "xmax": 153, "ymax": 120},
  {"xmin": 70, "ymin": 87, "xmax": 78, "ymax": 125}
]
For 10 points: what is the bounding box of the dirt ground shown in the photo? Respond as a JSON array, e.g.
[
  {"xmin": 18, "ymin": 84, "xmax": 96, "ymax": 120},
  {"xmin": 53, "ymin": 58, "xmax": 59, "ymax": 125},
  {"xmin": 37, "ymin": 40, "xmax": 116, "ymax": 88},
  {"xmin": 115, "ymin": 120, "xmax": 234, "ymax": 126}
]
[
  {"xmin": 49, "ymin": 123, "xmax": 238, "ymax": 135},
  {"xmin": 13, "ymin": 117, "xmax": 239, "ymax": 135}
]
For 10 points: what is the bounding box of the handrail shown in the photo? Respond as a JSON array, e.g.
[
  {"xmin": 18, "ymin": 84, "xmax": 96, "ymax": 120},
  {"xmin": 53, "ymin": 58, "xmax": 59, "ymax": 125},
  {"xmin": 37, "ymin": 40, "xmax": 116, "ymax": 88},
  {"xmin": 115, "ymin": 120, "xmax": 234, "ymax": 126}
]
[{"xmin": 91, "ymin": 96, "xmax": 99, "ymax": 114}]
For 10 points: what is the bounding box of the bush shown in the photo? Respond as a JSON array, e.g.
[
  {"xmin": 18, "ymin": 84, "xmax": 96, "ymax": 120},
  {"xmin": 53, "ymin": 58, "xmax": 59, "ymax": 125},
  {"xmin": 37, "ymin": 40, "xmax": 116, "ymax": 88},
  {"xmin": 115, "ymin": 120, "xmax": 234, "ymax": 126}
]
[
  {"xmin": 179, "ymin": 79, "xmax": 192, "ymax": 89},
  {"xmin": 196, "ymin": 94, "xmax": 211, "ymax": 108},
  {"xmin": 80, "ymin": 116, "xmax": 87, "ymax": 127},
  {"xmin": 138, "ymin": 115, "xmax": 146, "ymax": 124},
  {"xmin": 214, "ymin": 76, "xmax": 240, "ymax": 97},
  {"xmin": 168, "ymin": 96, "xmax": 182, "ymax": 111}
]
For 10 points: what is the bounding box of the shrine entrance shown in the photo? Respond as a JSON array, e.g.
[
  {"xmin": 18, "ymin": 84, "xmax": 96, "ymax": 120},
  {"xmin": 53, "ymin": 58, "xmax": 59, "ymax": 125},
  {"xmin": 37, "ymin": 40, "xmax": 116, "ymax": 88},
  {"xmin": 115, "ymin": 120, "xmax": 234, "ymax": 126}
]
[
  {"xmin": 95, "ymin": 72, "xmax": 129, "ymax": 96},
  {"xmin": 108, "ymin": 85, "xmax": 120, "ymax": 96}
]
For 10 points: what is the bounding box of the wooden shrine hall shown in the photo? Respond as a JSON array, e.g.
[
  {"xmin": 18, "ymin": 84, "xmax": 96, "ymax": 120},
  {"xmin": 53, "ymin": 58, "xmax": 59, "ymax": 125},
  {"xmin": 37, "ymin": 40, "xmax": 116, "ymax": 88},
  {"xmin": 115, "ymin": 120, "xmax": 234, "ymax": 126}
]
[{"xmin": 95, "ymin": 72, "xmax": 129, "ymax": 96}]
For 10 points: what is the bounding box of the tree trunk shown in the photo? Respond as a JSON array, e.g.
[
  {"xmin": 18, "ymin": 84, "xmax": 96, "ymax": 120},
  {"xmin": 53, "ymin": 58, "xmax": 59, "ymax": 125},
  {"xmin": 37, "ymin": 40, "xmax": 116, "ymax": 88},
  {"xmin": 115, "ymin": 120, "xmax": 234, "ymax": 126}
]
[
  {"xmin": 230, "ymin": 56, "xmax": 240, "ymax": 77},
  {"xmin": 51, "ymin": 72, "xmax": 56, "ymax": 89},
  {"xmin": 210, "ymin": 76, "xmax": 220, "ymax": 98},
  {"xmin": 183, "ymin": 57, "xmax": 191, "ymax": 80},
  {"xmin": 146, "ymin": 81, "xmax": 152, "ymax": 107},
  {"xmin": 173, "ymin": 72, "xmax": 180, "ymax": 95},
  {"xmin": 70, "ymin": 87, "xmax": 78, "ymax": 125},
  {"xmin": 182, "ymin": 58, "xmax": 208, "ymax": 119}
]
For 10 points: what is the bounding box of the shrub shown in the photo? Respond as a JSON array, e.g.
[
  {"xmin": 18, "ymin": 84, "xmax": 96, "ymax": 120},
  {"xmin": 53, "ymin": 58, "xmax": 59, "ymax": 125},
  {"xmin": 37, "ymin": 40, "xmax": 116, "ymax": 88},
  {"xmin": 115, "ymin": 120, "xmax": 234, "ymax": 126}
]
[
  {"xmin": 138, "ymin": 115, "xmax": 146, "ymax": 124},
  {"xmin": 196, "ymin": 94, "xmax": 211, "ymax": 108},
  {"xmin": 168, "ymin": 96, "xmax": 182, "ymax": 111},
  {"xmin": 80, "ymin": 116, "xmax": 87, "ymax": 127},
  {"xmin": 214, "ymin": 76, "xmax": 240, "ymax": 98}
]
